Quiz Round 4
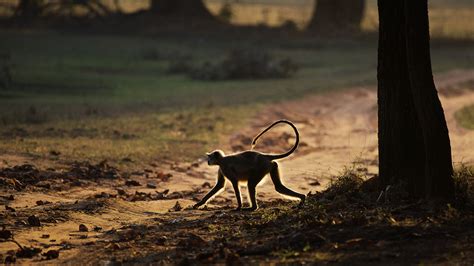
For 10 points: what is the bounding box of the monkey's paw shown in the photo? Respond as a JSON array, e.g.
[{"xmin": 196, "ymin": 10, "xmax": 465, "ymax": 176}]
[{"xmin": 232, "ymin": 206, "xmax": 242, "ymax": 212}]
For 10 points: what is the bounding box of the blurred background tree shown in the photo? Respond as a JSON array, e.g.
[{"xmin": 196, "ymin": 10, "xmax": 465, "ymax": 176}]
[
  {"xmin": 149, "ymin": 0, "xmax": 214, "ymax": 18},
  {"xmin": 307, "ymin": 0, "xmax": 365, "ymax": 32}
]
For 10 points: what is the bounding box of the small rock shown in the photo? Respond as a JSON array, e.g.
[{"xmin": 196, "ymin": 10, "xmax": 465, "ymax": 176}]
[
  {"xmin": 36, "ymin": 200, "xmax": 51, "ymax": 205},
  {"xmin": 202, "ymin": 182, "xmax": 212, "ymax": 188},
  {"xmin": 156, "ymin": 236, "xmax": 167, "ymax": 245},
  {"xmin": 8, "ymin": 195, "xmax": 14, "ymax": 200},
  {"xmin": 169, "ymin": 201, "xmax": 182, "ymax": 212},
  {"xmin": 70, "ymin": 180, "xmax": 83, "ymax": 187},
  {"xmin": 0, "ymin": 229, "xmax": 12, "ymax": 240},
  {"xmin": 49, "ymin": 150, "xmax": 61, "ymax": 156},
  {"xmin": 156, "ymin": 172, "xmax": 172, "ymax": 180},
  {"xmin": 95, "ymin": 192, "xmax": 110, "ymax": 198},
  {"xmin": 146, "ymin": 183, "xmax": 157, "ymax": 189},
  {"xmin": 16, "ymin": 246, "xmax": 42, "ymax": 258},
  {"xmin": 125, "ymin": 180, "xmax": 141, "ymax": 186},
  {"xmin": 15, "ymin": 221, "xmax": 27, "ymax": 226},
  {"xmin": 79, "ymin": 224, "xmax": 88, "ymax": 232},
  {"xmin": 37, "ymin": 183, "xmax": 51, "ymax": 189},
  {"xmin": 5, "ymin": 206, "xmax": 15, "ymax": 212},
  {"xmin": 93, "ymin": 226, "xmax": 102, "ymax": 232},
  {"xmin": 4, "ymin": 255, "xmax": 16, "ymax": 263},
  {"xmin": 178, "ymin": 233, "xmax": 206, "ymax": 247},
  {"xmin": 27, "ymin": 215, "xmax": 41, "ymax": 227},
  {"xmin": 42, "ymin": 250, "xmax": 59, "ymax": 260},
  {"xmin": 117, "ymin": 189, "xmax": 126, "ymax": 195},
  {"xmin": 155, "ymin": 189, "xmax": 170, "ymax": 199},
  {"xmin": 41, "ymin": 234, "xmax": 50, "ymax": 239}
]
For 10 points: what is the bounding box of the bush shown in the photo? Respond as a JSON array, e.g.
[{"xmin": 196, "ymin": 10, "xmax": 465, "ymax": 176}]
[
  {"xmin": 166, "ymin": 59, "xmax": 193, "ymax": 74},
  {"xmin": 323, "ymin": 167, "xmax": 365, "ymax": 202},
  {"xmin": 453, "ymin": 164, "xmax": 474, "ymax": 208},
  {"xmin": 140, "ymin": 49, "xmax": 191, "ymax": 62},
  {"xmin": 188, "ymin": 49, "xmax": 299, "ymax": 81},
  {"xmin": 218, "ymin": 3, "xmax": 233, "ymax": 23}
]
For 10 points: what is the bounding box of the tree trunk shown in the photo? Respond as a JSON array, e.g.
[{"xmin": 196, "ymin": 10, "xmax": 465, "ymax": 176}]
[
  {"xmin": 307, "ymin": 0, "xmax": 365, "ymax": 32},
  {"xmin": 150, "ymin": 0, "xmax": 214, "ymax": 19},
  {"xmin": 377, "ymin": 0, "xmax": 454, "ymax": 200},
  {"xmin": 14, "ymin": 0, "xmax": 43, "ymax": 20}
]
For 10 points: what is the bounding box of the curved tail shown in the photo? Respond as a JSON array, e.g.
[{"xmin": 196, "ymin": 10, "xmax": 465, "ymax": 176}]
[{"xmin": 251, "ymin": 119, "xmax": 299, "ymax": 160}]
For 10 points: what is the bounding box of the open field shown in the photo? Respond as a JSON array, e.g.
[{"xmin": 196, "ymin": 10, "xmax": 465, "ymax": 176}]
[{"xmin": 1, "ymin": 31, "xmax": 473, "ymax": 168}]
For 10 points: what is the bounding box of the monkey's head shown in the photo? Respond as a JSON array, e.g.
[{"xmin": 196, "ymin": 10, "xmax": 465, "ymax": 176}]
[{"xmin": 206, "ymin": 150, "xmax": 224, "ymax": 166}]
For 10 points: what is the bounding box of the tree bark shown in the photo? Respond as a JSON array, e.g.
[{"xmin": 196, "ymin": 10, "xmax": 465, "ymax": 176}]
[
  {"xmin": 307, "ymin": 0, "xmax": 365, "ymax": 32},
  {"xmin": 377, "ymin": 0, "xmax": 454, "ymax": 200},
  {"xmin": 14, "ymin": 0, "xmax": 43, "ymax": 20}
]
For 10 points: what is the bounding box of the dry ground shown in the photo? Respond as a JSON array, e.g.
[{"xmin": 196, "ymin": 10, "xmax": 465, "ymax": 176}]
[{"xmin": 0, "ymin": 69, "xmax": 473, "ymax": 264}]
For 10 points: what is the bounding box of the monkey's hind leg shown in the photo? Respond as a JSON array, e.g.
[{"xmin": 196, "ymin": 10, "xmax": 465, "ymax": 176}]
[
  {"xmin": 193, "ymin": 171, "xmax": 226, "ymax": 209},
  {"xmin": 242, "ymin": 182, "xmax": 258, "ymax": 211},
  {"xmin": 270, "ymin": 162, "xmax": 306, "ymax": 206}
]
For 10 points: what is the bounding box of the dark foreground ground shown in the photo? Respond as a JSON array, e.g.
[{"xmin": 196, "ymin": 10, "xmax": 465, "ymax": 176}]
[{"xmin": 1, "ymin": 160, "xmax": 473, "ymax": 264}]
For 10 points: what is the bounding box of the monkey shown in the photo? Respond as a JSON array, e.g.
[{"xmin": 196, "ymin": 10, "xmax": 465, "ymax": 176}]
[{"xmin": 193, "ymin": 120, "xmax": 306, "ymax": 211}]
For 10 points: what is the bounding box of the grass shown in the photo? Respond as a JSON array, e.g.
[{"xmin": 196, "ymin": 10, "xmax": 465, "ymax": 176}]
[
  {"xmin": 455, "ymin": 104, "xmax": 474, "ymax": 130},
  {"xmin": 1, "ymin": 31, "xmax": 471, "ymax": 116},
  {"xmin": 453, "ymin": 81, "xmax": 474, "ymax": 130},
  {"xmin": 0, "ymin": 104, "xmax": 254, "ymax": 168},
  {"xmin": 0, "ymin": 32, "xmax": 370, "ymax": 166},
  {"xmin": 0, "ymin": 29, "xmax": 473, "ymax": 166}
]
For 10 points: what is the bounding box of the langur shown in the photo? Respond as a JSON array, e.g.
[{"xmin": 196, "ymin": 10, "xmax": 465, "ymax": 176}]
[{"xmin": 194, "ymin": 120, "xmax": 305, "ymax": 211}]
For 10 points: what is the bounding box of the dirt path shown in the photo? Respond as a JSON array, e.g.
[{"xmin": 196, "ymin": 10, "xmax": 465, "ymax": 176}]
[
  {"xmin": 195, "ymin": 68, "xmax": 474, "ymax": 203},
  {"xmin": 1, "ymin": 69, "xmax": 473, "ymax": 263}
]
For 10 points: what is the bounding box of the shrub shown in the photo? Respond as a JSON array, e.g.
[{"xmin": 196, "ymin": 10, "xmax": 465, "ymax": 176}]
[
  {"xmin": 218, "ymin": 3, "xmax": 233, "ymax": 23},
  {"xmin": 189, "ymin": 49, "xmax": 299, "ymax": 81},
  {"xmin": 166, "ymin": 59, "xmax": 193, "ymax": 74},
  {"xmin": 453, "ymin": 164, "xmax": 474, "ymax": 208},
  {"xmin": 323, "ymin": 167, "xmax": 365, "ymax": 201}
]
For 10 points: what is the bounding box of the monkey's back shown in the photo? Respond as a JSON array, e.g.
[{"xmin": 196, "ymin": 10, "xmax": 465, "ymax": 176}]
[{"xmin": 221, "ymin": 150, "xmax": 273, "ymax": 181}]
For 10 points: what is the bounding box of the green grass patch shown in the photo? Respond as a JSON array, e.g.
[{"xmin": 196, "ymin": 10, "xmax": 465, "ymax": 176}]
[
  {"xmin": 455, "ymin": 104, "xmax": 474, "ymax": 130},
  {"xmin": 0, "ymin": 31, "xmax": 473, "ymax": 165},
  {"xmin": 1, "ymin": 31, "xmax": 473, "ymax": 124},
  {"xmin": 0, "ymin": 104, "xmax": 255, "ymax": 167}
]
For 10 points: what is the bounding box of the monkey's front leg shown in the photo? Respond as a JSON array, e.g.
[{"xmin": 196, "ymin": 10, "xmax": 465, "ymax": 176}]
[
  {"xmin": 193, "ymin": 170, "xmax": 225, "ymax": 209},
  {"xmin": 231, "ymin": 180, "xmax": 242, "ymax": 211}
]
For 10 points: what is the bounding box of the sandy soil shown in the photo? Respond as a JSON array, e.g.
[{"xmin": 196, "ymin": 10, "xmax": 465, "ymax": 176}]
[{"xmin": 0, "ymin": 69, "xmax": 473, "ymax": 263}]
